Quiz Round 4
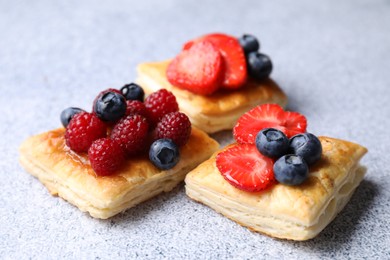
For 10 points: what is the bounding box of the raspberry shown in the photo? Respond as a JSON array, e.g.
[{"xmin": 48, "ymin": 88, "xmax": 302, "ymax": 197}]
[
  {"xmin": 155, "ymin": 112, "xmax": 192, "ymax": 146},
  {"xmin": 65, "ymin": 112, "xmax": 107, "ymax": 153},
  {"xmin": 144, "ymin": 89, "xmax": 179, "ymax": 125},
  {"xmin": 111, "ymin": 114, "xmax": 149, "ymax": 155},
  {"xmin": 88, "ymin": 138, "xmax": 125, "ymax": 176},
  {"xmin": 125, "ymin": 100, "xmax": 149, "ymax": 119}
]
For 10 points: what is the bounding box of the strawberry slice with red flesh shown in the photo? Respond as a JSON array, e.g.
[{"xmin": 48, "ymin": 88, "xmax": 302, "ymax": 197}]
[
  {"xmin": 184, "ymin": 33, "xmax": 247, "ymax": 89},
  {"xmin": 167, "ymin": 40, "xmax": 223, "ymax": 95},
  {"xmin": 233, "ymin": 104, "xmax": 307, "ymax": 144},
  {"xmin": 216, "ymin": 144, "xmax": 275, "ymax": 192}
]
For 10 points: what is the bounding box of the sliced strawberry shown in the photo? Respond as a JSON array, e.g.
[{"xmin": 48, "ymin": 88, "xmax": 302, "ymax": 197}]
[
  {"xmin": 216, "ymin": 144, "xmax": 275, "ymax": 192},
  {"xmin": 233, "ymin": 104, "xmax": 307, "ymax": 144},
  {"xmin": 167, "ymin": 40, "xmax": 223, "ymax": 95},
  {"xmin": 183, "ymin": 33, "xmax": 247, "ymax": 89}
]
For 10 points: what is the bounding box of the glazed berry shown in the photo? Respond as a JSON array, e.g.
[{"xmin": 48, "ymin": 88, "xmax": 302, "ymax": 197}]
[
  {"xmin": 144, "ymin": 89, "xmax": 179, "ymax": 125},
  {"xmin": 155, "ymin": 112, "xmax": 192, "ymax": 146},
  {"xmin": 274, "ymin": 155, "xmax": 309, "ymax": 185},
  {"xmin": 120, "ymin": 83, "xmax": 145, "ymax": 101},
  {"xmin": 65, "ymin": 112, "xmax": 107, "ymax": 153},
  {"xmin": 110, "ymin": 114, "xmax": 149, "ymax": 155},
  {"xmin": 60, "ymin": 107, "xmax": 85, "ymax": 127},
  {"xmin": 92, "ymin": 88, "xmax": 122, "ymax": 107},
  {"xmin": 149, "ymin": 139, "xmax": 180, "ymax": 170},
  {"xmin": 239, "ymin": 34, "xmax": 260, "ymax": 54},
  {"xmin": 125, "ymin": 100, "xmax": 149, "ymax": 119},
  {"xmin": 247, "ymin": 52, "xmax": 273, "ymax": 80},
  {"xmin": 93, "ymin": 91, "xmax": 127, "ymax": 122},
  {"xmin": 255, "ymin": 128, "xmax": 289, "ymax": 158},
  {"xmin": 216, "ymin": 144, "xmax": 275, "ymax": 192},
  {"xmin": 233, "ymin": 104, "xmax": 307, "ymax": 144},
  {"xmin": 183, "ymin": 33, "xmax": 248, "ymax": 89},
  {"xmin": 88, "ymin": 138, "xmax": 125, "ymax": 176},
  {"xmin": 289, "ymin": 133, "xmax": 322, "ymax": 165},
  {"xmin": 167, "ymin": 40, "xmax": 223, "ymax": 95}
]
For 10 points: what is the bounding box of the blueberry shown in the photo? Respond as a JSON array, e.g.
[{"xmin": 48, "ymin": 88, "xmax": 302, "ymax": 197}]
[
  {"xmin": 239, "ymin": 34, "xmax": 260, "ymax": 54},
  {"xmin": 93, "ymin": 91, "xmax": 127, "ymax": 122},
  {"xmin": 149, "ymin": 139, "xmax": 180, "ymax": 170},
  {"xmin": 255, "ymin": 128, "xmax": 289, "ymax": 158},
  {"xmin": 289, "ymin": 133, "xmax": 322, "ymax": 165},
  {"xmin": 247, "ymin": 52, "xmax": 273, "ymax": 80},
  {"xmin": 60, "ymin": 107, "xmax": 85, "ymax": 127},
  {"xmin": 120, "ymin": 83, "xmax": 145, "ymax": 101},
  {"xmin": 274, "ymin": 155, "xmax": 309, "ymax": 185}
]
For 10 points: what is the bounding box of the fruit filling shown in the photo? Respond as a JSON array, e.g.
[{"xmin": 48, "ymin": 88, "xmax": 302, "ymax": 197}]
[
  {"xmin": 61, "ymin": 85, "xmax": 191, "ymax": 176},
  {"xmin": 167, "ymin": 33, "xmax": 273, "ymax": 95},
  {"xmin": 216, "ymin": 104, "xmax": 322, "ymax": 192}
]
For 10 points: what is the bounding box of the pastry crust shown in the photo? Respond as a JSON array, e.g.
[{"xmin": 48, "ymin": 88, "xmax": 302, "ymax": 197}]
[
  {"xmin": 136, "ymin": 61, "xmax": 288, "ymax": 133},
  {"xmin": 185, "ymin": 137, "xmax": 367, "ymax": 240},
  {"xmin": 19, "ymin": 127, "xmax": 219, "ymax": 219}
]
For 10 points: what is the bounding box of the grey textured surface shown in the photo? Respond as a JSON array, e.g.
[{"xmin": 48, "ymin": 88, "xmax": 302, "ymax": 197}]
[{"xmin": 1, "ymin": 0, "xmax": 390, "ymax": 259}]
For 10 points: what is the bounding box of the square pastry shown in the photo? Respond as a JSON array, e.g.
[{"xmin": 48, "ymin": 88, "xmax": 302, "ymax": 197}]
[
  {"xmin": 20, "ymin": 127, "xmax": 219, "ymax": 219},
  {"xmin": 136, "ymin": 60, "xmax": 287, "ymax": 134},
  {"xmin": 185, "ymin": 137, "xmax": 367, "ymax": 240}
]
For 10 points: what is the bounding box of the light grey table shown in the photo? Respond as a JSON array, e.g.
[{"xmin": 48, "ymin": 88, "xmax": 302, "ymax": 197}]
[{"xmin": 1, "ymin": 0, "xmax": 389, "ymax": 259}]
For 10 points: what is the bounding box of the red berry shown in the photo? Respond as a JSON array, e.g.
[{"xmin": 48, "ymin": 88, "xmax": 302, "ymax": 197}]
[
  {"xmin": 167, "ymin": 40, "xmax": 223, "ymax": 95},
  {"xmin": 88, "ymin": 138, "xmax": 125, "ymax": 176},
  {"xmin": 110, "ymin": 114, "xmax": 149, "ymax": 155},
  {"xmin": 65, "ymin": 112, "xmax": 107, "ymax": 153},
  {"xmin": 233, "ymin": 104, "xmax": 307, "ymax": 144},
  {"xmin": 155, "ymin": 112, "xmax": 192, "ymax": 146},
  {"xmin": 183, "ymin": 33, "xmax": 247, "ymax": 89},
  {"xmin": 144, "ymin": 89, "xmax": 179, "ymax": 125},
  {"xmin": 216, "ymin": 144, "xmax": 275, "ymax": 192},
  {"xmin": 125, "ymin": 100, "xmax": 149, "ymax": 118}
]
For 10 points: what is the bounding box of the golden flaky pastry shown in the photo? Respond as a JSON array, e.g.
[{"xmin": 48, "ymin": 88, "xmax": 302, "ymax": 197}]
[
  {"xmin": 19, "ymin": 127, "xmax": 219, "ymax": 219},
  {"xmin": 136, "ymin": 61, "xmax": 287, "ymax": 133},
  {"xmin": 185, "ymin": 137, "xmax": 367, "ymax": 241}
]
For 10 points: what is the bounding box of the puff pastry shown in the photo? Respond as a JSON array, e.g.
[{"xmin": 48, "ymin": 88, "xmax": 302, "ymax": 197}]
[
  {"xmin": 19, "ymin": 127, "xmax": 219, "ymax": 219},
  {"xmin": 136, "ymin": 61, "xmax": 288, "ymax": 133},
  {"xmin": 185, "ymin": 137, "xmax": 367, "ymax": 240}
]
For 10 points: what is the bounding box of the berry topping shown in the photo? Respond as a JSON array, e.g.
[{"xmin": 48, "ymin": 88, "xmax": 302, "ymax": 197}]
[
  {"xmin": 125, "ymin": 100, "xmax": 149, "ymax": 119},
  {"xmin": 247, "ymin": 52, "xmax": 273, "ymax": 80},
  {"xmin": 65, "ymin": 112, "xmax": 107, "ymax": 153},
  {"xmin": 155, "ymin": 112, "xmax": 192, "ymax": 146},
  {"xmin": 88, "ymin": 138, "xmax": 125, "ymax": 176},
  {"xmin": 60, "ymin": 107, "xmax": 85, "ymax": 128},
  {"xmin": 255, "ymin": 128, "xmax": 289, "ymax": 158},
  {"xmin": 92, "ymin": 88, "xmax": 122, "ymax": 106},
  {"xmin": 93, "ymin": 91, "xmax": 127, "ymax": 122},
  {"xmin": 273, "ymin": 155, "xmax": 309, "ymax": 185},
  {"xmin": 184, "ymin": 33, "xmax": 247, "ymax": 89},
  {"xmin": 149, "ymin": 139, "xmax": 180, "ymax": 170},
  {"xmin": 120, "ymin": 83, "xmax": 145, "ymax": 101},
  {"xmin": 216, "ymin": 144, "xmax": 275, "ymax": 192},
  {"xmin": 238, "ymin": 34, "xmax": 260, "ymax": 54},
  {"xmin": 111, "ymin": 114, "xmax": 149, "ymax": 155},
  {"xmin": 233, "ymin": 104, "xmax": 307, "ymax": 144},
  {"xmin": 144, "ymin": 89, "xmax": 179, "ymax": 125},
  {"xmin": 167, "ymin": 40, "xmax": 223, "ymax": 95},
  {"xmin": 289, "ymin": 133, "xmax": 322, "ymax": 165}
]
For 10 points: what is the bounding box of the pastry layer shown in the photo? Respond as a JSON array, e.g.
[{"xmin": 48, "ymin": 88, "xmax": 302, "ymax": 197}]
[
  {"xmin": 136, "ymin": 61, "xmax": 288, "ymax": 133},
  {"xmin": 19, "ymin": 127, "xmax": 219, "ymax": 219},
  {"xmin": 185, "ymin": 137, "xmax": 367, "ymax": 240}
]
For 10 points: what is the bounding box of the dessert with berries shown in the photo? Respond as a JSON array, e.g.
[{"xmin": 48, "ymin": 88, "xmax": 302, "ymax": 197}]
[
  {"xmin": 136, "ymin": 33, "xmax": 287, "ymax": 133},
  {"xmin": 19, "ymin": 85, "xmax": 219, "ymax": 219},
  {"xmin": 185, "ymin": 104, "xmax": 367, "ymax": 240}
]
